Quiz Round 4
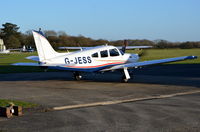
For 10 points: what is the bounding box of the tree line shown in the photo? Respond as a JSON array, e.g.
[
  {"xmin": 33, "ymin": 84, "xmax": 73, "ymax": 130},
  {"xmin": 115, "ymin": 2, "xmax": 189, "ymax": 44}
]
[{"xmin": 0, "ymin": 22, "xmax": 200, "ymax": 49}]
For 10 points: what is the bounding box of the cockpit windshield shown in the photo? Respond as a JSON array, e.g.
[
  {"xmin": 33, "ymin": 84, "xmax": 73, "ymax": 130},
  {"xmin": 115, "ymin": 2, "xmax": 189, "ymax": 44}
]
[
  {"xmin": 92, "ymin": 52, "xmax": 98, "ymax": 58},
  {"xmin": 119, "ymin": 49, "xmax": 124, "ymax": 55}
]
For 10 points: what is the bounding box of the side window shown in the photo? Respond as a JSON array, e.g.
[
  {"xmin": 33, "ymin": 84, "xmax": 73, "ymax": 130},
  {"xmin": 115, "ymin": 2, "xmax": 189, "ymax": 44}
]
[
  {"xmin": 109, "ymin": 48, "xmax": 119, "ymax": 57},
  {"xmin": 92, "ymin": 52, "xmax": 98, "ymax": 58},
  {"xmin": 100, "ymin": 50, "xmax": 108, "ymax": 58}
]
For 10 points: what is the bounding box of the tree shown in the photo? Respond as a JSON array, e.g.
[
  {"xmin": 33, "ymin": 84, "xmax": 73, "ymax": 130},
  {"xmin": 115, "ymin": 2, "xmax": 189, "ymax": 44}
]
[
  {"xmin": 44, "ymin": 30, "xmax": 57, "ymax": 37},
  {"xmin": 6, "ymin": 35, "xmax": 21, "ymax": 48},
  {"xmin": 0, "ymin": 22, "xmax": 21, "ymax": 48},
  {"xmin": 0, "ymin": 23, "xmax": 20, "ymax": 37},
  {"xmin": 57, "ymin": 31, "xmax": 68, "ymax": 36}
]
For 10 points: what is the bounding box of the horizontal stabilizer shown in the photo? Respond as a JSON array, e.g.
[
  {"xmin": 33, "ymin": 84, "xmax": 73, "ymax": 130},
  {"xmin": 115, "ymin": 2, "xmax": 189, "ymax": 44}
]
[
  {"xmin": 12, "ymin": 63, "xmax": 40, "ymax": 66},
  {"xmin": 12, "ymin": 62, "xmax": 63, "ymax": 67},
  {"xmin": 26, "ymin": 56, "xmax": 39, "ymax": 61}
]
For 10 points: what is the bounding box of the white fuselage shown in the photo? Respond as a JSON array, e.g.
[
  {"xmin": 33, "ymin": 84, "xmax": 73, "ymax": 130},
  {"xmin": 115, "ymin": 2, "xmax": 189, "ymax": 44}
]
[{"xmin": 42, "ymin": 45, "xmax": 139, "ymax": 72}]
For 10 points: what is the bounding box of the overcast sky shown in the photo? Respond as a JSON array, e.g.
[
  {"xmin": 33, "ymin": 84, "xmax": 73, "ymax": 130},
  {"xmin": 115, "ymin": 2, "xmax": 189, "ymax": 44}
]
[{"xmin": 1, "ymin": 0, "xmax": 200, "ymax": 41}]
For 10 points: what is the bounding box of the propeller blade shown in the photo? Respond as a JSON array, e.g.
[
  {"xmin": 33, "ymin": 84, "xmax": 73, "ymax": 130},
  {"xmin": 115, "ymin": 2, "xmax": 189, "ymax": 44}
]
[{"xmin": 122, "ymin": 40, "xmax": 128, "ymax": 53}]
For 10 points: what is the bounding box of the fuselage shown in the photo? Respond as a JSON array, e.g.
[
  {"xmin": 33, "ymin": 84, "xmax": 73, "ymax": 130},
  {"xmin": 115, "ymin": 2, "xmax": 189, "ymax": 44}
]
[{"xmin": 43, "ymin": 45, "xmax": 139, "ymax": 72}]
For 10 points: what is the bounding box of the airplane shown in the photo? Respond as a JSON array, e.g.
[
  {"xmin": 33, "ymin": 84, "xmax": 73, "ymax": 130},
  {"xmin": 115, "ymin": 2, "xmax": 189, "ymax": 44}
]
[
  {"xmin": 20, "ymin": 45, "xmax": 35, "ymax": 52},
  {"xmin": 8, "ymin": 45, "xmax": 35, "ymax": 52},
  {"xmin": 13, "ymin": 30, "xmax": 197, "ymax": 82}
]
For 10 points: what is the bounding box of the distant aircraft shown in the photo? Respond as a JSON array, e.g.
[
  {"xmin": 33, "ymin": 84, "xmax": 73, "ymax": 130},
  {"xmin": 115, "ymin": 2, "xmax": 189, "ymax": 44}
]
[
  {"xmin": 20, "ymin": 45, "xmax": 34, "ymax": 52},
  {"xmin": 13, "ymin": 30, "xmax": 197, "ymax": 82},
  {"xmin": 9, "ymin": 45, "xmax": 35, "ymax": 52}
]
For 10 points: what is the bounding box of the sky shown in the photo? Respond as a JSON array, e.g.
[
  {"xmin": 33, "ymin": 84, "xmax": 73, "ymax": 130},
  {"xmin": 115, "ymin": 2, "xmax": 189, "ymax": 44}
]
[{"xmin": 0, "ymin": 0, "xmax": 200, "ymax": 42}]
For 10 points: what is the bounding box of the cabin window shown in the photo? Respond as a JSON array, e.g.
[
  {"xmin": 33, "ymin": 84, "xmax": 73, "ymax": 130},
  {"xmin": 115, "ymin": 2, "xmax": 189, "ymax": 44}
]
[
  {"xmin": 109, "ymin": 48, "xmax": 119, "ymax": 56},
  {"xmin": 92, "ymin": 52, "xmax": 98, "ymax": 58},
  {"xmin": 100, "ymin": 50, "xmax": 108, "ymax": 58}
]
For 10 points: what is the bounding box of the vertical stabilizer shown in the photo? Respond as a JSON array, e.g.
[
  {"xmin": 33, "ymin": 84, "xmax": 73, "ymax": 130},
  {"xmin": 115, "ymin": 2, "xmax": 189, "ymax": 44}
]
[{"xmin": 32, "ymin": 30, "xmax": 58, "ymax": 62}]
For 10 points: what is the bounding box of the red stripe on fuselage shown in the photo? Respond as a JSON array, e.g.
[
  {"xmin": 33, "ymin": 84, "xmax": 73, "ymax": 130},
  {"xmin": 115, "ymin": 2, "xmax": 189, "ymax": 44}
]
[{"xmin": 63, "ymin": 62, "xmax": 124, "ymax": 68}]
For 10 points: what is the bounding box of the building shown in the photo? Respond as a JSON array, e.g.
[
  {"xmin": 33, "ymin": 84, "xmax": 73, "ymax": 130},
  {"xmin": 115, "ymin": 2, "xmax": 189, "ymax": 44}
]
[
  {"xmin": 0, "ymin": 38, "xmax": 4, "ymax": 51},
  {"xmin": 0, "ymin": 38, "xmax": 10, "ymax": 53}
]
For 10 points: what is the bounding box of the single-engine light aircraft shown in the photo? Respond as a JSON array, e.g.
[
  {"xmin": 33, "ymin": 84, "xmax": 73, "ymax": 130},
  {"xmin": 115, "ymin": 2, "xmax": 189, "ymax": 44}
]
[{"xmin": 13, "ymin": 30, "xmax": 197, "ymax": 82}]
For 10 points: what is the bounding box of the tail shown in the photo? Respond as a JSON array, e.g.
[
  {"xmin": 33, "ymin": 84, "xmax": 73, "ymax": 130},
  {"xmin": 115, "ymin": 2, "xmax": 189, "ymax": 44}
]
[{"xmin": 32, "ymin": 30, "xmax": 58, "ymax": 62}]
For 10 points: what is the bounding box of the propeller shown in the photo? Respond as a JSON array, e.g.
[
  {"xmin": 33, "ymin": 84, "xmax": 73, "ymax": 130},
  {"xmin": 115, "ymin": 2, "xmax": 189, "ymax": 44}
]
[{"xmin": 121, "ymin": 39, "xmax": 149, "ymax": 58}]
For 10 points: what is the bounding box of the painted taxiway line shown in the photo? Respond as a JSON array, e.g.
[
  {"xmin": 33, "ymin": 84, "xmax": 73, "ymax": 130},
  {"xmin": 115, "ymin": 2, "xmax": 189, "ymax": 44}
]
[{"xmin": 53, "ymin": 90, "xmax": 200, "ymax": 111}]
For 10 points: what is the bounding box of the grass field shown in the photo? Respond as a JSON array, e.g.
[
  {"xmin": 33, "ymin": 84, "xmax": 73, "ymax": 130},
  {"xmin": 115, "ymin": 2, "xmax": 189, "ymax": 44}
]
[
  {"xmin": 131, "ymin": 48, "xmax": 200, "ymax": 64},
  {"xmin": 0, "ymin": 49, "xmax": 199, "ymax": 73},
  {"xmin": 0, "ymin": 99, "xmax": 37, "ymax": 108}
]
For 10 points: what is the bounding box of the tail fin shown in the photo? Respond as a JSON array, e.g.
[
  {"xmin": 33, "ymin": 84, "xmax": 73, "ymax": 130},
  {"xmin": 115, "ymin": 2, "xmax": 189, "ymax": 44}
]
[{"xmin": 32, "ymin": 30, "xmax": 58, "ymax": 62}]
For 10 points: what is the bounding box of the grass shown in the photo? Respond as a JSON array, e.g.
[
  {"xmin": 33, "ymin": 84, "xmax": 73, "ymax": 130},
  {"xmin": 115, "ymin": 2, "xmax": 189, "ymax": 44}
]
[
  {"xmin": 0, "ymin": 49, "xmax": 199, "ymax": 74},
  {"xmin": 0, "ymin": 52, "xmax": 59, "ymax": 73},
  {"xmin": 0, "ymin": 99, "xmax": 37, "ymax": 108},
  {"xmin": 0, "ymin": 52, "xmax": 37, "ymax": 65},
  {"xmin": 129, "ymin": 48, "xmax": 200, "ymax": 64}
]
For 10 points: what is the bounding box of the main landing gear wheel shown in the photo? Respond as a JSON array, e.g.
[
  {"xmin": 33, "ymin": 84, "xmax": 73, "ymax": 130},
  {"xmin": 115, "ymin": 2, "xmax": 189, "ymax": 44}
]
[{"xmin": 73, "ymin": 72, "xmax": 82, "ymax": 81}]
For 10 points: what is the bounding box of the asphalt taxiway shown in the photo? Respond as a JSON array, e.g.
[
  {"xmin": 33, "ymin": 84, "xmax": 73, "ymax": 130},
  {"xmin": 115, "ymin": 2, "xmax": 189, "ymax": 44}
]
[{"xmin": 0, "ymin": 64, "xmax": 199, "ymax": 131}]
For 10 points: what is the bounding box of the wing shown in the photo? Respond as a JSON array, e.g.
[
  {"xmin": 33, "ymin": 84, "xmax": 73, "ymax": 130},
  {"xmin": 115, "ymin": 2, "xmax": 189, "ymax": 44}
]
[
  {"xmin": 59, "ymin": 46, "xmax": 152, "ymax": 50},
  {"xmin": 116, "ymin": 46, "xmax": 152, "ymax": 49},
  {"xmin": 58, "ymin": 47, "xmax": 92, "ymax": 50},
  {"xmin": 101, "ymin": 56, "xmax": 197, "ymax": 71}
]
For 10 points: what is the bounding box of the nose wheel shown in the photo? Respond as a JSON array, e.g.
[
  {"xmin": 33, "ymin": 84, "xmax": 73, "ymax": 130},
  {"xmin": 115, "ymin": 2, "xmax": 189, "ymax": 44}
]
[{"xmin": 73, "ymin": 72, "xmax": 82, "ymax": 81}]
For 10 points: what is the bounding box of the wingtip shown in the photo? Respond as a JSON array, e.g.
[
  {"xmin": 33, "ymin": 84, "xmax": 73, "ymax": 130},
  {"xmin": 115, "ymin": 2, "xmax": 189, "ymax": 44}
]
[{"xmin": 186, "ymin": 56, "xmax": 198, "ymax": 59}]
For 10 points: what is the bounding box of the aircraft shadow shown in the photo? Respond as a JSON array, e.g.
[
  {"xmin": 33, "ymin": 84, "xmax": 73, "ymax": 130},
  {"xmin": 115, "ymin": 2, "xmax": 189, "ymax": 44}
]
[{"xmin": 0, "ymin": 64, "xmax": 200, "ymax": 88}]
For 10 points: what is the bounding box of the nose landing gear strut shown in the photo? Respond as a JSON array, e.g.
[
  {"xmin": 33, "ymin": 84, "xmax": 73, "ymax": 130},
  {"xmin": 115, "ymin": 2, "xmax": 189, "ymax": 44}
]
[{"xmin": 121, "ymin": 67, "xmax": 130, "ymax": 83}]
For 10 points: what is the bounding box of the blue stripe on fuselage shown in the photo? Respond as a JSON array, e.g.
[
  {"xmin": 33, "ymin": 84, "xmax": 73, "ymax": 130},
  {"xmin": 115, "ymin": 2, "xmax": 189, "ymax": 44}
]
[{"xmin": 48, "ymin": 63, "xmax": 121, "ymax": 72}]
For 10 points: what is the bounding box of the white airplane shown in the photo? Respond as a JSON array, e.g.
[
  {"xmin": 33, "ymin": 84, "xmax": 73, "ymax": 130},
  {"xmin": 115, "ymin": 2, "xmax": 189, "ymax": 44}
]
[
  {"xmin": 8, "ymin": 45, "xmax": 35, "ymax": 52},
  {"xmin": 13, "ymin": 30, "xmax": 197, "ymax": 82}
]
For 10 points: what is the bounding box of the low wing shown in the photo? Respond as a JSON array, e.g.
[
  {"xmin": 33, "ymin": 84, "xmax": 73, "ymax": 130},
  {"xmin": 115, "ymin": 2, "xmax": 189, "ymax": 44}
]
[
  {"xmin": 101, "ymin": 56, "xmax": 197, "ymax": 71},
  {"xmin": 59, "ymin": 46, "xmax": 152, "ymax": 50},
  {"xmin": 116, "ymin": 46, "xmax": 152, "ymax": 49},
  {"xmin": 58, "ymin": 47, "xmax": 92, "ymax": 50}
]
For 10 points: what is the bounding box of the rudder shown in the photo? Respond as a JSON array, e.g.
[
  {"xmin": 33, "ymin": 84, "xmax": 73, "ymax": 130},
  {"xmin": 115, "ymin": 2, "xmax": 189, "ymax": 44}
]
[{"xmin": 32, "ymin": 30, "xmax": 58, "ymax": 62}]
